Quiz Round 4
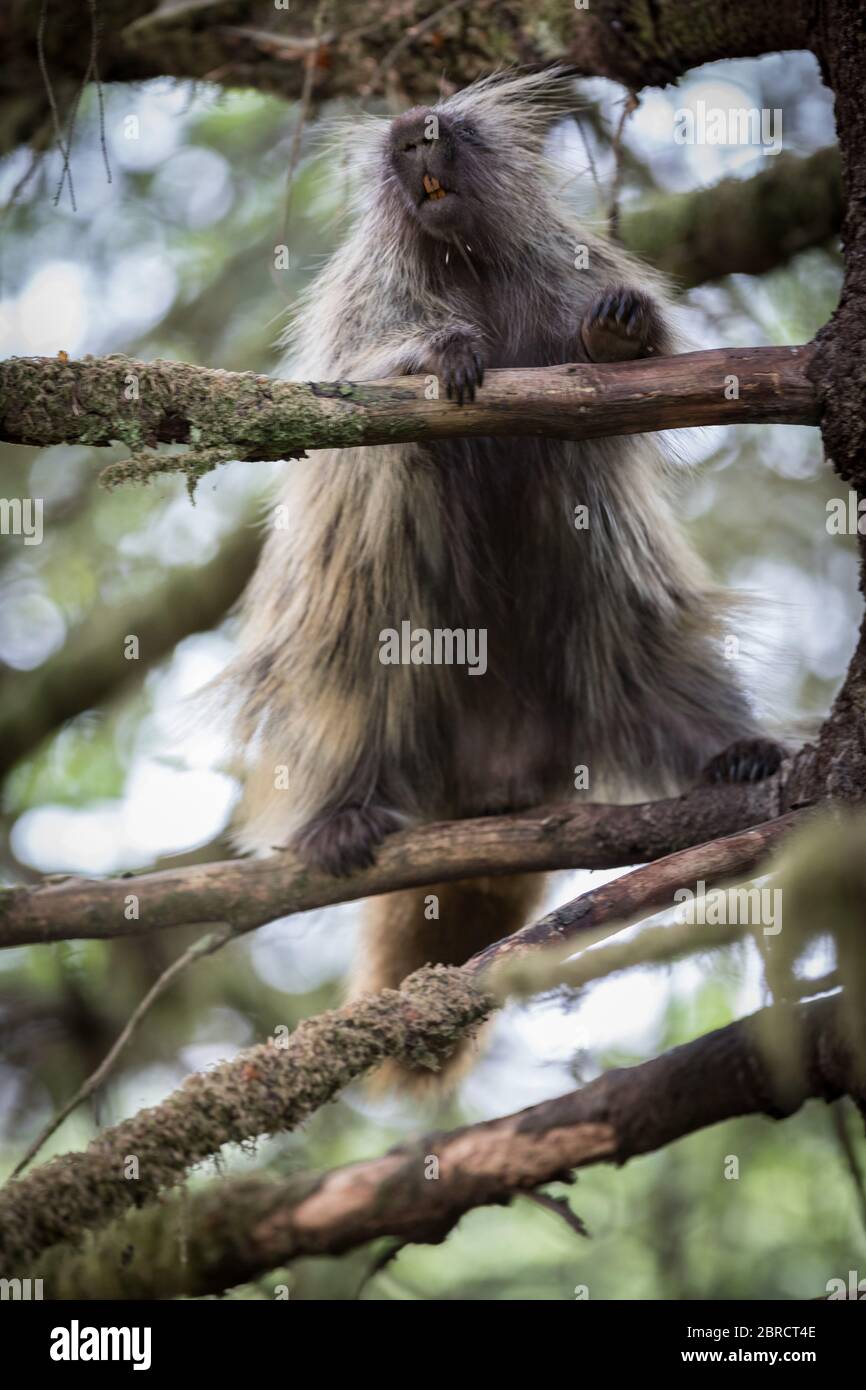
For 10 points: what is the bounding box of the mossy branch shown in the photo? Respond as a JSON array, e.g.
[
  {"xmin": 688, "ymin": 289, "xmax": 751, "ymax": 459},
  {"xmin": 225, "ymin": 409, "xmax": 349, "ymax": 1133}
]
[
  {"xmin": 622, "ymin": 149, "xmax": 842, "ymax": 290},
  {"xmin": 0, "ymin": 967, "xmax": 493, "ymax": 1275},
  {"xmin": 0, "ymin": 346, "xmax": 818, "ymax": 488},
  {"xmin": 33, "ymin": 990, "xmax": 865, "ymax": 1300},
  {"xmin": 0, "ymin": 804, "xmax": 835, "ymax": 1278}
]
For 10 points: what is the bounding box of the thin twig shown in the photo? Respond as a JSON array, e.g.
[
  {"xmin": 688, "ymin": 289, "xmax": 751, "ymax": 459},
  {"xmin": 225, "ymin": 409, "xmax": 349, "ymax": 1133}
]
[
  {"xmin": 830, "ymin": 1100, "xmax": 866, "ymax": 1236},
  {"xmin": 524, "ymin": 1189, "xmax": 590, "ymax": 1239},
  {"xmin": 36, "ymin": 0, "xmax": 77, "ymax": 211},
  {"xmin": 88, "ymin": 0, "xmax": 113, "ymax": 186},
  {"xmin": 362, "ymin": 0, "xmax": 469, "ymax": 99},
  {"xmin": 570, "ymin": 113, "xmax": 603, "ymax": 204},
  {"xmin": 607, "ymin": 90, "xmax": 638, "ymax": 241},
  {"xmin": 280, "ymin": 0, "xmax": 329, "ymax": 252},
  {"xmin": 10, "ymin": 923, "xmax": 234, "ymax": 1178}
]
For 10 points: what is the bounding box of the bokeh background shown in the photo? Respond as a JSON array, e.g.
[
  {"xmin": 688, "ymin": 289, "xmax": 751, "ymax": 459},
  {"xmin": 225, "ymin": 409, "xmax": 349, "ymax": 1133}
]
[{"xmin": 1, "ymin": 51, "xmax": 863, "ymax": 1299}]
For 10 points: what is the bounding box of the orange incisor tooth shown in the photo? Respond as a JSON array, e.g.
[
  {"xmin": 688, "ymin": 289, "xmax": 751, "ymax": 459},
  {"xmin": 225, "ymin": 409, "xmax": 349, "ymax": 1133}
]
[{"xmin": 423, "ymin": 174, "xmax": 445, "ymax": 198}]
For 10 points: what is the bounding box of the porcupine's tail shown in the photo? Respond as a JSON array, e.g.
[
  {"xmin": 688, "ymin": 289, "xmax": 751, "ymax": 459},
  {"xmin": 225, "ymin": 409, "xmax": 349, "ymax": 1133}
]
[{"xmin": 349, "ymin": 873, "xmax": 547, "ymax": 1094}]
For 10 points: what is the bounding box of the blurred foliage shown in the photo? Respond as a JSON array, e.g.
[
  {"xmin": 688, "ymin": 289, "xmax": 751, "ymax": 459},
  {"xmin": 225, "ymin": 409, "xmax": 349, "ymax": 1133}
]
[{"xmin": 0, "ymin": 53, "xmax": 863, "ymax": 1300}]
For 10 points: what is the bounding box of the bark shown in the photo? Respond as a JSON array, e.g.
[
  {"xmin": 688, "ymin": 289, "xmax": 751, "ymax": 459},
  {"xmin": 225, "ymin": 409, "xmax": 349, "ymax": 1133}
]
[
  {"xmin": 804, "ymin": 2, "xmax": 866, "ymax": 801},
  {"xmin": 467, "ymin": 810, "xmax": 803, "ymax": 977},
  {"xmin": 0, "ymin": 347, "xmax": 818, "ymax": 485},
  {"xmin": 809, "ymin": 3, "xmax": 866, "ymax": 488},
  {"xmin": 33, "ymin": 991, "xmax": 864, "ymax": 1299},
  {"xmin": 0, "ymin": 775, "xmax": 806, "ymax": 949}
]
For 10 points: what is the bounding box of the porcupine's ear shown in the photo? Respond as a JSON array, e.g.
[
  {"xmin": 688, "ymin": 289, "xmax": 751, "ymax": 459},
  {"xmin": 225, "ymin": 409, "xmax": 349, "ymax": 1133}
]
[{"xmin": 441, "ymin": 64, "xmax": 582, "ymax": 148}]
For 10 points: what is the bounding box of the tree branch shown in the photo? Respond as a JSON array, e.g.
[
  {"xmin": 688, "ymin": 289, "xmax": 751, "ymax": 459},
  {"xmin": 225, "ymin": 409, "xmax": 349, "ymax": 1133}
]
[
  {"xmin": 8, "ymin": 808, "xmax": 805, "ymax": 1190},
  {"xmin": 0, "ymin": 346, "xmax": 818, "ymax": 483},
  {"xmin": 0, "ymin": 521, "xmax": 261, "ymax": 780},
  {"xmin": 621, "ymin": 149, "xmax": 842, "ymax": 289},
  {"xmin": 0, "ymin": 802, "xmax": 810, "ymax": 1275},
  {"xmin": 467, "ymin": 810, "xmax": 803, "ymax": 978},
  {"xmin": 33, "ymin": 991, "xmax": 863, "ymax": 1299},
  {"xmin": 0, "ymin": 773, "xmax": 806, "ymax": 950},
  {"xmin": 0, "ymin": 966, "xmax": 493, "ymax": 1275},
  {"xmin": 0, "ymin": 1, "xmax": 815, "ymax": 156}
]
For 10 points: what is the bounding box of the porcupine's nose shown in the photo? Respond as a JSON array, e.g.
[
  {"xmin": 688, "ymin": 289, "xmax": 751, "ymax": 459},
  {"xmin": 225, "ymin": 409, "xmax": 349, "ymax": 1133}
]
[{"xmin": 390, "ymin": 108, "xmax": 455, "ymax": 193}]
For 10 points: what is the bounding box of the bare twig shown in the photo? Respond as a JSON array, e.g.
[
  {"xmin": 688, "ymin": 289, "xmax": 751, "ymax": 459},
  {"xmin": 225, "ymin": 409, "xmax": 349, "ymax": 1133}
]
[
  {"xmin": 87, "ymin": 0, "xmax": 113, "ymax": 186},
  {"xmin": 10, "ymin": 923, "xmax": 234, "ymax": 1179},
  {"xmin": 36, "ymin": 0, "xmax": 76, "ymax": 210},
  {"xmin": 280, "ymin": 0, "xmax": 328, "ymax": 249},
  {"xmin": 829, "ymin": 1100, "xmax": 866, "ymax": 1236},
  {"xmin": 524, "ymin": 1190, "xmax": 590, "ymax": 1239},
  {"xmin": 607, "ymin": 90, "xmax": 638, "ymax": 240}
]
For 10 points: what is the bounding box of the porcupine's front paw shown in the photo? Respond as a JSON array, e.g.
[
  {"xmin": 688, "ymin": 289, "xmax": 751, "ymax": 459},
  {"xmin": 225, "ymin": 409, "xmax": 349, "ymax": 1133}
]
[
  {"xmin": 294, "ymin": 804, "xmax": 403, "ymax": 877},
  {"xmin": 701, "ymin": 737, "xmax": 786, "ymax": 785},
  {"xmin": 429, "ymin": 328, "xmax": 485, "ymax": 405},
  {"xmin": 580, "ymin": 286, "xmax": 663, "ymax": 362}
]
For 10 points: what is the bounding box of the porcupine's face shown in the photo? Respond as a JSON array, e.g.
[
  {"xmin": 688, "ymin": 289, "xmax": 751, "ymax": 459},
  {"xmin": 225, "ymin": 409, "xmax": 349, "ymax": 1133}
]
[{"xmin": 389, "ymin": 105, "xmax": 492, "ymax": 244}]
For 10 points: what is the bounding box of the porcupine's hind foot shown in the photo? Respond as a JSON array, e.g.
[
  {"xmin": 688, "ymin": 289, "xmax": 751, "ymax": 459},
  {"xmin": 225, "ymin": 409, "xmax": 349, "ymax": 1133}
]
[
  {"xmin": 701, "ymin": 737, "xmax": 786, "ymax": 785},
  {"xmin": 294, "ymin": 803, "xmax": 403, "ymax": 877}
]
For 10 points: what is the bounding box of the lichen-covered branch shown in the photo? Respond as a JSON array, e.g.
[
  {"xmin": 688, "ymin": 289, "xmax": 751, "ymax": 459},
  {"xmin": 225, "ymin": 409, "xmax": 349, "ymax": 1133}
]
[
  {"xmin": 0, "ymin": 966, "xmax": 493, "ymax": 1275},
  {"xmin": 7, "ymin": 809, "xmax": 805, "ymax": 1189},
  {"xmin": 0, "ymin": 800, "xmax": 826, "ymax": 1276},
  {"xmin": 0, "ymin": 346, "xmax": 818, "ymax": 485},
  {"xmin": 33, "ymin": 991, "xmax": 863, "ymax": 1299}
]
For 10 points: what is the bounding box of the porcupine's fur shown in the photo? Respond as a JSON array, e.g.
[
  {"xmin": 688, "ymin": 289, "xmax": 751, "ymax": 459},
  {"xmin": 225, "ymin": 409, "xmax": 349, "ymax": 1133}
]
[{"xmin": 224, "ymin": 69, "xmax": 780, "ymax": 1093}]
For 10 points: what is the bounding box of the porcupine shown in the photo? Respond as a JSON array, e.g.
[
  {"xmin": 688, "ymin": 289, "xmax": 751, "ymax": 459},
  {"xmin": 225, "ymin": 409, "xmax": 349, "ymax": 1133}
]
[{"xmin": 225, "ymin": 69, "xmax": 783, "ymax": 1091}]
